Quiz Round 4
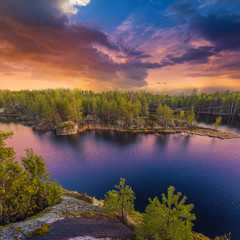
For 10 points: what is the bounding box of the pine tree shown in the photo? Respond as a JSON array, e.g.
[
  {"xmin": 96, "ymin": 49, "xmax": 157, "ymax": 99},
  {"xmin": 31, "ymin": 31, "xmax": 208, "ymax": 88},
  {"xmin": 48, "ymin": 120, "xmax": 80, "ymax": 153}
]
[
  {"xmin": 214, "ymin": 233, "xmax": 231, "ymax": 240},
  {"xmin": 21, "ymin": 148, "xmax": 62, "ymax": 211},
  {"xmin": 185, "ymin": 106, "xmax": 196, "ymax": 128},
  {"xmin": 0, "ymin": 131, "xmax": 31, "ymax": 224},
  {"xmin": 103, "ymin": 178, "xmax": 135, "ymax": 221},
  {"xmin": 214, "ymin": 117, "xmax": 222, "ymax": 129},
  {"xmin": 156, "ymin": 104, "xmax": 174, "ymax": 128},
  {"xmin": 0, "ymin": 131, "xmax": 62, "ymax": 225},
  {"xmin": 135, "ymin": 186, "xmax": 196, "ymax": 240}
]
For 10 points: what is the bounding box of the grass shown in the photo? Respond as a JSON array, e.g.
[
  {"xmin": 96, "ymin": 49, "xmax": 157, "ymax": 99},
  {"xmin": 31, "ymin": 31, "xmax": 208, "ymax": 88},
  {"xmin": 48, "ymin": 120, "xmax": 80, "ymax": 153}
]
[
  {"xmin": 26, "ymin": 207, "xmax": 53, "ymax": 220},
  {"xmin": 29, "ymin": 224, "xmax": 51, "ymax": 236},
  {"xmin": 62, "ymin": 189, "xmax": 94, "ymax": 204}
]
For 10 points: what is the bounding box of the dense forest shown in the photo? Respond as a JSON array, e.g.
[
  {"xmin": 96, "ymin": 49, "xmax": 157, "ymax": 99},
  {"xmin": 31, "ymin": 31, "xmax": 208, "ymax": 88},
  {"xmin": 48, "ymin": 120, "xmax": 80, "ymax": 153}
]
[{"xmin": 0, "ymin": 89, "xmax": 239, "ymax": 130}]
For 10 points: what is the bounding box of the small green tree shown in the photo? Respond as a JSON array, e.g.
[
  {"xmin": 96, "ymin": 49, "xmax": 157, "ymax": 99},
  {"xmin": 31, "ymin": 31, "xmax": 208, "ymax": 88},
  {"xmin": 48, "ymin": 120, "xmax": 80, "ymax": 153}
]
[
  {"xmin": 177, "ymin": 110, "xmax": 185, "ymax": 121},
  {"xmin": 135, "ymin": 186, "xmax": 196, "ymax": 240},
  {"xmin": 0, "ymin": 130, "xmax": 62, "ymax": 225},
  {"xmin": 185, "ymin": 106, "xmax": 195, "ymax": 128},
  {"xmin": 214, "ymin": 116, "xmax": 222, "ymax": 129},
  {"xmin": 21, "ymin": 148, "xmax": 62, "ymax": 212},
  {"xmin": 103, "ymin": 178, "xmax": 135, "ymax": 221},
  {"xmin": 215, "ymin": 233, "xmax": 231, "ymax": 240},
  {"xmin": 156, "ymin": 104, "xmax": 174, "ymax": 128},
  {"xmin": 0, "ymin": 131, "xmax": 32, "ymax": 224}
]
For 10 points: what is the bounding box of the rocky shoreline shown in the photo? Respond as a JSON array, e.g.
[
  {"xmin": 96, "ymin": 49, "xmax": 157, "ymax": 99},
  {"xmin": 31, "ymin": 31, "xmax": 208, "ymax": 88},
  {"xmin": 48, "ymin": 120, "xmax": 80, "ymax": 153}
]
[
  {"xmin": 0, "ymin": 190, "xmax": 210, "ymax": 240},
  {"xmin": 0, "ymin": 192, "xmax": 133, "ymax": 240},
  {"xmin": 29, "ymin": 119, "xmax": 240, "ymax": 140},
  {"xmin": 1, "ymin": 115, "xmax": 239, "ymax": 140},
  {"xmin": 75, "ymin": 125, "xmax": 240, "ymax": 140}
]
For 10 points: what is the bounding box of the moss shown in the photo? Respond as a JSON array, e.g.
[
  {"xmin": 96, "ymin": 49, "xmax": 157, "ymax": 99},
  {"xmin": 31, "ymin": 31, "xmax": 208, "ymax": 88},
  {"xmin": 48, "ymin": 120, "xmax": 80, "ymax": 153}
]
[
  {"xmin": 67, "ymin": 209, "xmax": 117, "ymax": 221},
  {"xmin": 0, "ymin": 222, "xmax": 14, "ymax": 231},
  {"xmin": 78, "ymin": 210, "xmax": 101, "ymax": 219},
  {"xmin": 15, "ymin": 226, "xmax": 21, "ymax": 234},
  {"xmin": 26, "ymin": 207, "xmax": 53, "ymax": 220},
  {"xmin": 29, "ymin": 224, "xmax": 51, "ymax": 236},
  {"xmin": 62, "ymin": 189, "xmax": 94, "ymax": 204},
  {"xmin": 0, "ymin": 226, "xmax": 5, "ymax": 231},
  {"xmin": 77, "ymin": 193, "xmax": 93, "ymax": 204},
  {"xmin": 187, "ymin": 128, "xmax": 239, "ymax": 140},
  {"xmin": 192, "ymin": 231, "xmax": 210, "ymax": 240}
]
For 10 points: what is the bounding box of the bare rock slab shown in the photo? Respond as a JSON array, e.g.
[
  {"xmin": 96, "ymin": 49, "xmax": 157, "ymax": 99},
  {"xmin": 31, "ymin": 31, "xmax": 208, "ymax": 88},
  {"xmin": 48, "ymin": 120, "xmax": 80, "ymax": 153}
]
[{"xmin": 30, "ymin": 218, "xmax": 134, "ymax": 240}]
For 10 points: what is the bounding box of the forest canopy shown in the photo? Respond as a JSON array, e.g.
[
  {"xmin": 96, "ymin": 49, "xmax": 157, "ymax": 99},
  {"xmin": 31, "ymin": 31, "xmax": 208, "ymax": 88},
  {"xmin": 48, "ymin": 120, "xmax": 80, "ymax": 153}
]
[{"xmin": 0, "ymin": 89, "xmax": 239, "ymax": 129}]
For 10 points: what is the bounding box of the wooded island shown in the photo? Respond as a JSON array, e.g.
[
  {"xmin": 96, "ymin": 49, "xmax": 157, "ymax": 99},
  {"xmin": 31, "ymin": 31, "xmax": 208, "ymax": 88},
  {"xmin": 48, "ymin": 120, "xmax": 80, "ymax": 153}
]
[{"xmin": 0, "ymin": 89, "xmax": 239, "ymax": 139}]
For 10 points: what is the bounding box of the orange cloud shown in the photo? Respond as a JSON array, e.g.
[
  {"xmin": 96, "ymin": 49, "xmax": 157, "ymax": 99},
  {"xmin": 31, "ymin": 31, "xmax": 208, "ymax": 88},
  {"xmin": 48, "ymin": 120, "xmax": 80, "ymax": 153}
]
[{"xmin": 0, "ymin": 0, "xmax": 239, "ymax": 93}]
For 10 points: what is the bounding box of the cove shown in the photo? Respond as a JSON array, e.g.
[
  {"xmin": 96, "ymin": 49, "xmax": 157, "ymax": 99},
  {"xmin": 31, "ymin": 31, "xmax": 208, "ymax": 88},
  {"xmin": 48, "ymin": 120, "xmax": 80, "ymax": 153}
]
[{"xmin": 0, "ymin": 121, "xmax": 240, "ymax": 239}]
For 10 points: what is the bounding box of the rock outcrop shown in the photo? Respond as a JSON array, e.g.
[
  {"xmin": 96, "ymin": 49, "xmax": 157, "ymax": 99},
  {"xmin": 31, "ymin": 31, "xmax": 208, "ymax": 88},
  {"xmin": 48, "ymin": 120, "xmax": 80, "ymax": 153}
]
[
  {"xmin": 56, "ymin": 121, "xmax": 78, "ymax": 135},
  {"xmin": 0, "ymin": 195, "xmax": 133, "ymax": 240}
]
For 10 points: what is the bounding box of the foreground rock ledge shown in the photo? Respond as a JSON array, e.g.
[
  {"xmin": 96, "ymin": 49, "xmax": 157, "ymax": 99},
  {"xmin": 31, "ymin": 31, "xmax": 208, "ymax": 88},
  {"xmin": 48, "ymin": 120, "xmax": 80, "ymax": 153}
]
[{"xmin": 0, "ymin": 196, "xmax": 133, "ymax": 240}]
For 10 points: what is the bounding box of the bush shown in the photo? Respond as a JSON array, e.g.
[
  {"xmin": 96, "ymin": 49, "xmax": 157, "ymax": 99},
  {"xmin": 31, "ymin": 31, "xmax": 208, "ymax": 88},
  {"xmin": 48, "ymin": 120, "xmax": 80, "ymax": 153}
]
[{"xmin": 0, "ymin": 130, "xmax": 62, "ymax": 225}]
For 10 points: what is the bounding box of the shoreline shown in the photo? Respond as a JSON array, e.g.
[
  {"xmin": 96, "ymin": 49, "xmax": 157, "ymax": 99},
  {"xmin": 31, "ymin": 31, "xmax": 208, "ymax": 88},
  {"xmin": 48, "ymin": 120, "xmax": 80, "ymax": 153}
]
[
  {"xmin": 0, "ymin": 189, "xmax": 211, "ymax": 240},
  {"xmin": 76, "ymin": 125, "xmax": 240, "ymax": 139},
  {"xmin": 1, "ymin": 116, "xmax": 239, "ymax": 139}
]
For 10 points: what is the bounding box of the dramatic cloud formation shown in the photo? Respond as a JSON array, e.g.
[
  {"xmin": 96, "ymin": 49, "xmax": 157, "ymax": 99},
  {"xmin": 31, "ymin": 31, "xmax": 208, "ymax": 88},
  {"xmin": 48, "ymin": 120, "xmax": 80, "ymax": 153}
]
[
  {"xmin": 0, "ymin": 0, "xmax": 162, "ymax": 89},
  {"xmin": 60, "ymin": 0, "xmax": 91, "ymax": 14},
  {"xmin": 190, "ymin": 13, "xmax": 240, "ymax": 52},
  {"xmin": 0, "ymin": 0, "xmax": 239, "ymax": 92}
]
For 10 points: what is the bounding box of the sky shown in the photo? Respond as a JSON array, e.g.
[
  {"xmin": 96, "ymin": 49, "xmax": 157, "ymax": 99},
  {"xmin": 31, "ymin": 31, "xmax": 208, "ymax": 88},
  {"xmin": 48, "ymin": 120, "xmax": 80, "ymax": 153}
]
[{"xmin": 0, "ymin": 0, "xmax": 240, "ymax": 94}]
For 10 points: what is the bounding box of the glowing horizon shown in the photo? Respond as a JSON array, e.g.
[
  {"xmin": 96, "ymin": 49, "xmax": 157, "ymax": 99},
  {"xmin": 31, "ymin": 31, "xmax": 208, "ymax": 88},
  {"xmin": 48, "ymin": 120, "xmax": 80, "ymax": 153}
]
[{"xmin": 0, "ymin": 0, "xmax": 239, "ymax": 94}]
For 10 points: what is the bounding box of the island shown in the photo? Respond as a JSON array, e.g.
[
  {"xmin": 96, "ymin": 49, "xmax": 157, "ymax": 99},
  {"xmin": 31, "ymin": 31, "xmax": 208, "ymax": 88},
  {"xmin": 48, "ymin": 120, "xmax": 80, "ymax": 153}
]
[{"xmin": 0, "ymin": 89, "xmax": 239, "ymax": 139}]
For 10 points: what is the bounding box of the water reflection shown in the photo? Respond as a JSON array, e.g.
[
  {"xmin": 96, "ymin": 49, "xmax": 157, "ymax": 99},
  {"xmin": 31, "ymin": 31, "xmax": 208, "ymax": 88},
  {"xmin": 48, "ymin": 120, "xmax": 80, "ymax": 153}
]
[
  {"xmin": 93, "ymin": 130, "xmax": 139, "ymax": 147},
  {"xmin": 155, "ymin": 133, "xmax": 170, "ymax": 147},
  {"xmin": 0, "ymin": 121, "xmax": 240, "ymax": 239},
  {"xmin": 50, "ymin": 133, "xmax": 84, "ymax": 148}
]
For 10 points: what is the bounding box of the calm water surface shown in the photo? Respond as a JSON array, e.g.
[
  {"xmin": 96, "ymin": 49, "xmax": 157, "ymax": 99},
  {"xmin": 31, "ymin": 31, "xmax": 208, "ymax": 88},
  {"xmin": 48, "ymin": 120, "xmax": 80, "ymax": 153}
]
[{"xmin": 0, "ymin": 121, "xmax": 240, "ymax": 239}]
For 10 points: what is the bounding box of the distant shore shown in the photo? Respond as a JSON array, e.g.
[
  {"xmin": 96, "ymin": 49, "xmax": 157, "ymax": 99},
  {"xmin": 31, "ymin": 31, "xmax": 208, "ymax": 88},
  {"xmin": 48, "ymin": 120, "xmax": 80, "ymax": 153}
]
[
  {"xmin": 31, "ymin": 121, "xmax": 240, "ymax": 139},
  {"xmin": 1, "ymin": 115, "xmax": 239, "ymax": 140},
  {"xmin": 76, "ymin": 125, "xmax": 240, "ymax": 140}
]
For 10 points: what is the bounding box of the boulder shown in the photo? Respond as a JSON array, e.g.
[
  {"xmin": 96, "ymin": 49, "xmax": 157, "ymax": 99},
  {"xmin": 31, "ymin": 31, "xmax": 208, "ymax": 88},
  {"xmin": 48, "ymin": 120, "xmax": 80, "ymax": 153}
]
[{"xmin": 56, "ymin": 121, "xmax": 78, "ymax": 135}]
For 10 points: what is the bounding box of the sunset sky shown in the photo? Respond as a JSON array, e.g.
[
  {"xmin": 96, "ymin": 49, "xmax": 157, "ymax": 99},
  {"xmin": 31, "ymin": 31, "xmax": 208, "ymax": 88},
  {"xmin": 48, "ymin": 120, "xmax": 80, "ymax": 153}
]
[{"xmin": 0, "ymin": 0, "xmax": 240, "ymax": 93}]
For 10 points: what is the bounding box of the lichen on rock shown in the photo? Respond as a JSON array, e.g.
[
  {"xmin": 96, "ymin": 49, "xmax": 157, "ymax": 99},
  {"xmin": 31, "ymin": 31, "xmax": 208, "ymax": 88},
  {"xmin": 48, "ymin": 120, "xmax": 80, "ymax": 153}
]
[
  {"xmin": 0, "ymin": 196, "xmax": 100, "ymax": 240},
  {"xmin": 56, "ymin": 121, "xmax": 78, "ymax": 135}
]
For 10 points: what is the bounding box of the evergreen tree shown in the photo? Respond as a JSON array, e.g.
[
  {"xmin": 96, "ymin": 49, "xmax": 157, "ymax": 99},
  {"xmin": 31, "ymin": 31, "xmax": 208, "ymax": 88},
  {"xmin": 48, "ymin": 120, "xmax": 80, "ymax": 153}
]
[
  {"xmin": 185, "ymin": 107, "xmax": 196, "ymax": 128},
  {"xmin": 0, "ymin": 131, "xmax": 32, "ymax": 224},
  {"xmin": 135, "ymin": 186, "xmax": 196, "ymax": 240},
  {"xmin": 178, "ymin": 110, "xmax": 186, "ymax": 121},
  {"xmin": 214, "ymin": 233, "xmax": 231, "ymax": 240},
  {"xmin": 0, "ymin": 130, "xmax": 62, "ymax": 225},
  {"xmin": 214, "ymin": 116, "xmax": 222, "ymax": 129},
  {"xmin": 103, "ymin": 178, "xmax": 135, "ymax": 221},
  {"xmin": 21, "ymin": 149, "xmax": 61, "ymax": 211},
  {"xmin": 157, "ymin": 104, "xmax": 174, "ymax": 128},
  {"xmin": 0, "ymin": 89, "xmax": 239, "ymax": 129}
]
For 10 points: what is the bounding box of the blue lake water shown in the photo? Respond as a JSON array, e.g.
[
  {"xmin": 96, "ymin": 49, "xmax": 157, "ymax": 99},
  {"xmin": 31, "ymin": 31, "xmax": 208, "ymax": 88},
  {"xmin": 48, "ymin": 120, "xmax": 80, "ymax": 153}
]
[{"xmin": 0, "ymin": 121, "xmax": 240, "ymax": 239}]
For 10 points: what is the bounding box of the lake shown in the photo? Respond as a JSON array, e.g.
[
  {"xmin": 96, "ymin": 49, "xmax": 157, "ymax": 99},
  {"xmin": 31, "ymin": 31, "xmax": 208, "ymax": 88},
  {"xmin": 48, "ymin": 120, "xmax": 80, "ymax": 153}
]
[{"xmin": 0, "ymin": 121, "xmax": 240, "ymax": 239}]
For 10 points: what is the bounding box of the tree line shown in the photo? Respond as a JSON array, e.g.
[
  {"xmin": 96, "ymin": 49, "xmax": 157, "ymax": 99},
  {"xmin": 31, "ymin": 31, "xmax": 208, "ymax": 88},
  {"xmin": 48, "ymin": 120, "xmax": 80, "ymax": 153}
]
[{"xmin": 0, "ymin": 89, "xmax": 239, "ymax": 129}]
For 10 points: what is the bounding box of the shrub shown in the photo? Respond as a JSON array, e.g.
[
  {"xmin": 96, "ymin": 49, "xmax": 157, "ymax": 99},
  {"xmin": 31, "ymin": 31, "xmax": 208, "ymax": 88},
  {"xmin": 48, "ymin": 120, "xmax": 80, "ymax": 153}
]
[{"xmin": 0, "ymin": 130, "xmax": 62, "ymax": 225}]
